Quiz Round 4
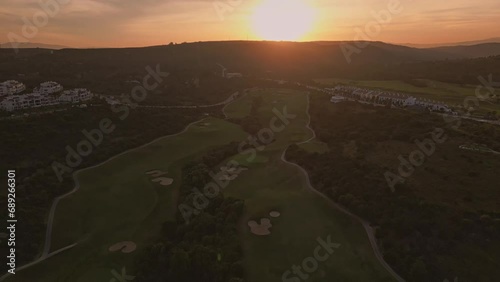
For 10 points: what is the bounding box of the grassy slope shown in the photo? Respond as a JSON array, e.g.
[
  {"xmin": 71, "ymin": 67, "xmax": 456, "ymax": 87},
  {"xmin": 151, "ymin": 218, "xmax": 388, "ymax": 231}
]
[
  {"xmin": 7, "ymin": 118, "xmax": 248, "ymax": 282},
  {"xmin": 223, "ymin": 89, "xmax": 396, "ymax": 282}
]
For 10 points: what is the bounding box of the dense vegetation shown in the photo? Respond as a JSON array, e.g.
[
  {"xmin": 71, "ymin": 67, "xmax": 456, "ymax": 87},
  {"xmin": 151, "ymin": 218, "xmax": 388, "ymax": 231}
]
[
  {"xmin": 134, "ymin": 143, "xmax": 245, "ymax": 282},
  {"xmin": 2, "ymin": 42, "xmax": 500, "ymax": 87},
  {"xmin": 286, "ymin": 94, "xmax": 500, "ymax": 282}
]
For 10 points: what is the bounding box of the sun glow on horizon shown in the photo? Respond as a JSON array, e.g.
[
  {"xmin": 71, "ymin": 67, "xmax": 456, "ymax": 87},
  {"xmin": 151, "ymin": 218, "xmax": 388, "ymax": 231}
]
[{"xmin": 251, "ymin": 0, "xmax": 316, "ymax": 41}]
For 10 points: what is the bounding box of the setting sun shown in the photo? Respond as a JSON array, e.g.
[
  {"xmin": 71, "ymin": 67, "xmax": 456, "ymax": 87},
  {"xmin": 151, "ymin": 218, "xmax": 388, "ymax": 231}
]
[{"xmin": 251, "ymin": 0, "xmax": 316, "ymax": 41}]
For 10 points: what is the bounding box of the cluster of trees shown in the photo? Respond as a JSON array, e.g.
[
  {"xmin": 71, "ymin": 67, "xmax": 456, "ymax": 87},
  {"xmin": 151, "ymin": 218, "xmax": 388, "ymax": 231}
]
[
  {"xmin": 286, "ymin": 95, "xmax": 500, "ymax": 281},
  {"xmin": 134, "ymin": 143, "xmax": 245, "ymax": 282}
]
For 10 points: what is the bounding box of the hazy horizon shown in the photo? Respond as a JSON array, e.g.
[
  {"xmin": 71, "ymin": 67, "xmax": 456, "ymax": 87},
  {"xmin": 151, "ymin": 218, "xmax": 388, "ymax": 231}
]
[{"xmin": 2, "ymin": 0, "xmax": 500, "ymax": 48}]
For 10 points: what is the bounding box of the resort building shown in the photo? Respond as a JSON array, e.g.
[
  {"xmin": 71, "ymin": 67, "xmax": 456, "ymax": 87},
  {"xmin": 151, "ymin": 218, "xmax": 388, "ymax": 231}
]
[
  {"xmin": 329, "ymin": 86, "xmax": 453, "ymax": 113},
  {"xmin": 225, "ymin": 72, "xmax": 243, "ymax": 79},
  {"xmin": 34, "ymin": 81, "xmax": 63, "ymax": 94},
  {"xmin": 330, "ymin": 95, "xmax": 346, "ymax": 103},
  {"xmin": 58, "ymin": 88, "xmax": 93, "ymax": 103},
  {"xmin": 0, "ymin": 93, "xmax": 58, "ymax": 111},
  {"xmin": 0, "ymin": 80, "xmax": 26, "ymax": 96}
]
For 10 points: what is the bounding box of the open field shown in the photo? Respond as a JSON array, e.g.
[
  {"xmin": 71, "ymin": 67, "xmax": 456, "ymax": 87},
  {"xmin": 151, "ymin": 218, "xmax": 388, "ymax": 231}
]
[
  {"xmin": 4, "ymin": 118, "xmax": 247, "ymax": 282},
  {"xmin": 223, "ymin": 89, "xmax": 396, "ymax": 282},
  {"xmin": 315, "ymin": 78, "xmax": 500, "ymax": 113}
]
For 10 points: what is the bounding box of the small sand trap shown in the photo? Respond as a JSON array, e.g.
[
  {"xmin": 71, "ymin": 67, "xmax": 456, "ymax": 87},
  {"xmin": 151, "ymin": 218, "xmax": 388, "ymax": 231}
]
[
  {"xmin": 269, "ymin": 211, "xmax": 281, "ymax": 218},
  {"xmin": 109, "ymin": 241, "xmax": 137, "ymax": 253},
  {"xmin": 151, "ymin": 177, "xmax": 174, "ymax": 186},
  {"xmin": 146, "ymin": 170, "xmax": 167, "ymax": 177},
  {"xmin": 248, "ymin": 218, "xmax": 272, "ymax": 236}
]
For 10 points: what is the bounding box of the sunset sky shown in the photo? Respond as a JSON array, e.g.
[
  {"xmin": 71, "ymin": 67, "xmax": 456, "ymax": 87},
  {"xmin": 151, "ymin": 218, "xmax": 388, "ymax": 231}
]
[{"xmin": 1, "ymin": 0, "xmax": 500, "ymax": 48}]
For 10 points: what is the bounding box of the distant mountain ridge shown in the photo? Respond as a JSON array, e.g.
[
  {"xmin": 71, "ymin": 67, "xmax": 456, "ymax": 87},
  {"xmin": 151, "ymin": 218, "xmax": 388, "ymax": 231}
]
[
  {"xmin": 0, "ymin": 42, "xmax": 69, "ymax": 50},
  {"xmin": 2, "ymin": 40, "xmax": 500, "ymax": 60},
  {"xmin": 428, "ymin": 43, "xmax": 500, "ymax": 58},
  {"xmin": 400, "ymin": 37, "xmax": 500, "ymax": 48},
  {"xmin": 1, "ymin": 40, "xmax": 499, "ymax": 85}
]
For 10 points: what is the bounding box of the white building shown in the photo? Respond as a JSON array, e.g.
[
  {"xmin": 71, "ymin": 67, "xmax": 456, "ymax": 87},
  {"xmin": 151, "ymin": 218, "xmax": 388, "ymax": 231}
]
[
  {"xmin": 59, "ymin": 88, "xmax": 93, "ymax": 104},
  {"xmin": 0, "ymin": 93, "xmax": 58, "ymax": 112},
  {"xmin": 225, "ymin": 72, "xmax": 243, "ymax": 79},
  {"xmin": 34, "ymin": 81, "xmax": 63, "ymax": 94},
  {"xmin": 330, "ymin": 95, "xmax": 346, "ymax": 103},
  {"xmin": 0, "ymin": 80, "xmax": 26, "ymax": 96},
  {"xmin": 329, "ymin": 85, "xmax": 452, "ymax": 112}
]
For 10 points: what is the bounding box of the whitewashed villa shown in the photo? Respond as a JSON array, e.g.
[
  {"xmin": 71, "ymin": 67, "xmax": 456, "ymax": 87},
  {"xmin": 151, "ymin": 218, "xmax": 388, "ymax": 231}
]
[{"xmin": 0, "ymin": 80, "xmax": 26, "ymax": 96}]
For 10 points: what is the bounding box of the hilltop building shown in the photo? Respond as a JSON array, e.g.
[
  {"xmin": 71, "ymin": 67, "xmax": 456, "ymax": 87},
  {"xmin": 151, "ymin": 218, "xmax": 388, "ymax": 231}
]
[
  {"xmin": 329, "ymin": 86, "xmax": 453, "ymax": 113},
  {"xmin": 330, "ymin": 95, "xmax": 346, "ymax": 103},
  {"xmin": 0, "ymin": 83, "xmax": 93, "ymax": 111},
  {"xmin": 0, "ymin": 93, "xmax": 58, "ymax": 111},
  {"xmin": 34, "ymin": 81, "xmax": 63, "ymax": 94},
  {"xmin": 0, "ymin": 80, "xmax": 26, "ymax": 96},
  {"xmin": 59, "ymin": 88, "xmax": 93, "ymax": 103},
  {"xmin": 217, "ymin": 64, "xmax": 242, "ymax": 79}
]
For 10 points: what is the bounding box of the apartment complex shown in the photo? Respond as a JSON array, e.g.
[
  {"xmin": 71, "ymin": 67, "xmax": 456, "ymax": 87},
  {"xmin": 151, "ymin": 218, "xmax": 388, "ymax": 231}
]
[
  {"xmin": 59, "ymin": 88, "xmax": 93, "ymax": 103},
  {"xmin": 330, "ymin": 86, "xmax": 453, "ymax": 113},
  {"xmin": 0, "ymin": 83, "xmax": 93, "ymax": 112},
  {"xmin": 0, "ymin": 93, "xmax": 58, "ymax": 111},
  {"xmin": 0, "ymin": 80, "xmax": 26, "ymax": 96},
  {"xmin": 34, "ymin": 81, "xmax": 63, "ymax": 94}
]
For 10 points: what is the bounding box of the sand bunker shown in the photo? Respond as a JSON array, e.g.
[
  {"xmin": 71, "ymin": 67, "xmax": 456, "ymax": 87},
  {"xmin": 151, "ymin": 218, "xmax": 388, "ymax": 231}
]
[
  {"xmin": 151, "ymin": 177, "xmax": 174, "ymax": 186},
  {"xmin": 248, "ymin": 218, "xmax": 272, "ymax": 236},
  {"xmin": 146, "ymin": 170, "xmax": 173, "ymax": 186},
  {"xmin": 269, "ymin": 211, "xmax": 281, "ymax": 218},
  {"xmin": 146, "ymin": 170, "xmax": 167, "ymax": 177},
  {"xmin": 109, "ymin": 241, "xmax": 137, "ymax": 253}
]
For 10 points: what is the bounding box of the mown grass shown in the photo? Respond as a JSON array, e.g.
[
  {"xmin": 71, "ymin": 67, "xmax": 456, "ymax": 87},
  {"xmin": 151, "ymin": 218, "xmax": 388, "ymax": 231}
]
[
  {"xmin": 222, "ymin": 89, "xmax": 396, "ymax": 282},
  {"xmin": 7, "ymin": 118, "xmax": 247, "ymax": 282}
]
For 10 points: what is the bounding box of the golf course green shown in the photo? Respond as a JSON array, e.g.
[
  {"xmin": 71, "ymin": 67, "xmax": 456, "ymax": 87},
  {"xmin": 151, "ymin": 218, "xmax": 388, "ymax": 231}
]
[
  {"xmin": 6, "ymin": 88, "xmax": 398, "ymax": 282},
  {"xmin": 5, "ymin": 118, "xmax": 247, "ymax": 282},
  {"xmin": 222, "ymin": 89, "xmax": 397, "ymax": 282}
]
